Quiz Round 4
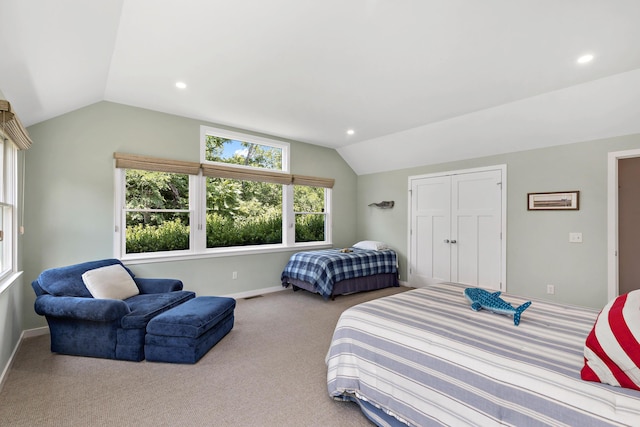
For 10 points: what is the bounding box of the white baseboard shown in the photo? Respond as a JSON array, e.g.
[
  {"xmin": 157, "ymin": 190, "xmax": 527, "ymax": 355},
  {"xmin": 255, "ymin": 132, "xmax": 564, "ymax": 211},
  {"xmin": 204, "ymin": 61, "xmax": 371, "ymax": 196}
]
[
  {"xmin": 0, "ymin": 326, "xmax": 49, "ymax": 392},
  {"xmin": 225, "ymin": 281, "xmax": 412, "ymax": 300},
  {"xmin": 22, "ymin": 326, "xmax": 49, "ymax": 338},
  {"xmin": 223, "ymin": 285, "xmax": 285, "ymax": 300}
]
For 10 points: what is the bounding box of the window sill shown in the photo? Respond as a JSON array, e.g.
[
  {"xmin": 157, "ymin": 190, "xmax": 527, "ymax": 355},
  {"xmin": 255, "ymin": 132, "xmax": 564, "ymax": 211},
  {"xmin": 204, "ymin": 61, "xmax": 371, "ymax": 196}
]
[
  {"xmin": 120, "ymin": 242, "xmax": 333, "ymax": 265},
  {"xmin": 0, "ymin": 271, "xmax": 24, "ymax": 296}
]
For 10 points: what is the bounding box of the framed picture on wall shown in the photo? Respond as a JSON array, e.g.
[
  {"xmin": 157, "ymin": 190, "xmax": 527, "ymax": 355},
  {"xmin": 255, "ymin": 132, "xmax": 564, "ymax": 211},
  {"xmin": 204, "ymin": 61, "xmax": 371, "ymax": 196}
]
[{"xmin": 527, "ymin": 191, "xmax": 579, "ymax": 210}]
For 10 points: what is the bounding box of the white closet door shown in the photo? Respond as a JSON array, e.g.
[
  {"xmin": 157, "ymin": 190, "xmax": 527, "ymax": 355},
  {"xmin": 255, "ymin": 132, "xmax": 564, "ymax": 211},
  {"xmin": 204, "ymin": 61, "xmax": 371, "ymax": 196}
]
[
  {"xmin": 410, "ymin": 175, "xmax": 451, "ymax": 286},
  {"xmin": 410, "ymin": 168, "xmax": 503, "ymax": 290},
  {"xmin": 451, "ymin": 170, "xmax": 502, "ymax": 288}
]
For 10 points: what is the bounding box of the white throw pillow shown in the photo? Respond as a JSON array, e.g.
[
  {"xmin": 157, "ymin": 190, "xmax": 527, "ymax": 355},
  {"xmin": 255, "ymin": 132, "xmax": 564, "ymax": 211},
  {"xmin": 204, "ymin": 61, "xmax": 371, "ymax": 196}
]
[
  {"xmin": 82, "ymin": 264, "xmax": 140, "ymax": 300},
  {"xmin": 353, "ymin": 240, "xmax": 388, "ymax": 251}
]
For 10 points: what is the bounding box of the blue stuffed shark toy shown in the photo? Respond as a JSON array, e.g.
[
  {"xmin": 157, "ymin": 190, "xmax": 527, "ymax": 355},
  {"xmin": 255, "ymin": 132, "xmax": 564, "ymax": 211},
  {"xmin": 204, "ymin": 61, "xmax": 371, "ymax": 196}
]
[{"xmin": 464, "ymin": 288, "xmax": 532, "ymax": 326}]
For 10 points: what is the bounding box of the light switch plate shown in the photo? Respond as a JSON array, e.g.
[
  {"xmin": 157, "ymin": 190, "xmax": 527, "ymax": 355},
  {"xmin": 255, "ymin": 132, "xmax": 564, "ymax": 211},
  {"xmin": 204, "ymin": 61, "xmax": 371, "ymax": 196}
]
[{"xmin": 569, "ymin": 232, "xmax": 583, "ymax": 243}]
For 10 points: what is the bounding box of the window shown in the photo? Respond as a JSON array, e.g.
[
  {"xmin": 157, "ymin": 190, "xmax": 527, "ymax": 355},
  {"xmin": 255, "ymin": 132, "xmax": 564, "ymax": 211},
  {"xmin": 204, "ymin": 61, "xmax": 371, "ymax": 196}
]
[
  {"xmin": 200, "ymin": 126, "xmax": 289, "ymax": 172},
  {"xmin": 205, "ymin": 176, "xmax": 283, "ymax": 248},
  {"xmin": 0, "ymin": 138, "xmax": 17, "ymax": 279},
  {"xmin": 124, "ymin": 170, "xmax": 192, "ymax": 254},
  {"xmin": 114, "ymin": 153, "xmax": 200, "ymax": 257},
  {"xmin": 293, "ymin": 185, "xmax": 326, "ymax": 243},
  {"xmin": 204, "ymin": 135, "xmax": 284, "ymax": 171},
  {"xmin": 114, "ymin": 127, "xmax": 333, "ymax": 260}
]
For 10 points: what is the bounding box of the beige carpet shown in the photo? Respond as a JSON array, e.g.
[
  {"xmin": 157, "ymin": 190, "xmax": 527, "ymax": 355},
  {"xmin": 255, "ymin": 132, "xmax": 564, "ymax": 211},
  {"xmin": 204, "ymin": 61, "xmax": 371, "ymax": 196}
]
[{"xmin": 0, "ymin": 286, "xmax": 410, "ymax": 426}]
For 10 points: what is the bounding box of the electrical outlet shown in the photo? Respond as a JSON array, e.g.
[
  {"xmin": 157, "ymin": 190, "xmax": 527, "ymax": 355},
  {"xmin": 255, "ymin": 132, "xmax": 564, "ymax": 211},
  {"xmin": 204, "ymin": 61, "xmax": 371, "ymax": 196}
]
[
  {"xmin": 546, "ymin": 284, "xmax": 555, "ymax": 294},
  {"xmin": 232, "ymin": 271, "xmax": 237, "ymax": 279}
]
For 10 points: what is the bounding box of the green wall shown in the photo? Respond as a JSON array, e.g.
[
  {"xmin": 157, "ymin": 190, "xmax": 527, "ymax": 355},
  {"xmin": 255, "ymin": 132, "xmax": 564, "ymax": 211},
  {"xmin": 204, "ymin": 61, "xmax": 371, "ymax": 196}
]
[
  {"xmin": 18, "ymin": 98, "xmax": 640, "ymax": 333},
  {"xmin": 357, "ymin": 134, "xmax": 640, "ymax": 308},
  {"xmin": 0, "ymin": 275, "xmax": 24, "ymax": 383},
  {"xmin": 0, "ymin": 136, "xmax": 26, "ymax": 383},
  {"xmin": 22, "ymin": 101, "xmax": 357, "ymax": 329}
]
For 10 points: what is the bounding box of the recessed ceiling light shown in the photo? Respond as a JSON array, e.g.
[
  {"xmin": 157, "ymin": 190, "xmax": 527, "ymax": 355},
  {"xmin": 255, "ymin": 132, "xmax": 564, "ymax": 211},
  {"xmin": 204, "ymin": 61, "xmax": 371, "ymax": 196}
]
[
  {"xmin": 346, "ymin": 129, "xmax": 355, "ymax": 135},
  {"xmin": 175, "ymin": 81, "xmax": 187, "ymax": 89},
  {"xmin": 577, "ymin": 54, "xmax": 594, "ymax": 64}
]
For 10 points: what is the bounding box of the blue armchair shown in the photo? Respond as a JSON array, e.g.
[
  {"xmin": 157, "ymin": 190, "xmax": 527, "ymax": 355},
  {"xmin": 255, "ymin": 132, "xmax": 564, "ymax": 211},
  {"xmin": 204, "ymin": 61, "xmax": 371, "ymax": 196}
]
[{"xmin": 32, "ymin": 259, "xmax": 195, "ymax": 361}]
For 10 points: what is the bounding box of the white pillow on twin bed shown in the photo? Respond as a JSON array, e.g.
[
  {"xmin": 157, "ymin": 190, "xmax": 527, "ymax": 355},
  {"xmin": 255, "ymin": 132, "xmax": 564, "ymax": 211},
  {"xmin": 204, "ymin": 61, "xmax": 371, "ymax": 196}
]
[
  {"xmin": 353, "ymin": 240, "xmax": 389, "ymax": 251},
  {"xmin": 82, "ymin": 264, "xmax": 140, "ymax": 300}
]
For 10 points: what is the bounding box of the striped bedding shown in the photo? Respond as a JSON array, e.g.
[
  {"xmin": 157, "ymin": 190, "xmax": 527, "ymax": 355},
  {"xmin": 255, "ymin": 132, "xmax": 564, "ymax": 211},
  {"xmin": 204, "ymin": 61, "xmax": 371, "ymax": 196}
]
[
  {"xmin": 281, "ymin": 248, "xmax": 398, "ymax": 299},
  {"xmin": 326, "ymin": 282, "xmax": 640, "ymax": 426}
]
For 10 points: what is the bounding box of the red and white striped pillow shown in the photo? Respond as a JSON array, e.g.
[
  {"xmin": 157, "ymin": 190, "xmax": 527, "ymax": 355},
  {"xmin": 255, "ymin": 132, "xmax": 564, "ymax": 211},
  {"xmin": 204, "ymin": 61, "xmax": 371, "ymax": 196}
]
[{"xmin": 581, "ymin": 290, "xmax": 640, "ymax": 390}]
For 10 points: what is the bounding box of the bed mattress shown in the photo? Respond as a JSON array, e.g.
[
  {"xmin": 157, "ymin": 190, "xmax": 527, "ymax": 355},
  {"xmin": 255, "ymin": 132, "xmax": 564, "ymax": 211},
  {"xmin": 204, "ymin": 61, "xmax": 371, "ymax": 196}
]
[{"xmin": 326, "ymin": 282, "xmax": 640, "ymax": 426}]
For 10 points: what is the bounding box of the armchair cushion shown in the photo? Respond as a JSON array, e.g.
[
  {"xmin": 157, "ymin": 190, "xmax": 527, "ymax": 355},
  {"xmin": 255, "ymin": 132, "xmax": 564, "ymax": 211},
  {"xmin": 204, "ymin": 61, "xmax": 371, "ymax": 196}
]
[
  {"xmin": 121, "ymin": 291, "xmax": 195, "ymax": 329},
  {"xmin": 82, "ymin": 264, "xmax": 140, "ymax": 300},
  {"xmin": 37, "ymin": 259, "xmax": 134, "ymax": 297}
]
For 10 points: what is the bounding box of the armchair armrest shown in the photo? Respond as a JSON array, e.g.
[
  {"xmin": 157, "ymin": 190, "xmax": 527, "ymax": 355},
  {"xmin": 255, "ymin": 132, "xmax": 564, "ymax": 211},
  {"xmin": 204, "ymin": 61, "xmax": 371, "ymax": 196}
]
[
  {"xmin": 34, "ymin": 295, "xmax": 130, "ymax": 322},
  {"xmin": 134, "ymin": 278, "xmax": 183, "ymax": 294}
]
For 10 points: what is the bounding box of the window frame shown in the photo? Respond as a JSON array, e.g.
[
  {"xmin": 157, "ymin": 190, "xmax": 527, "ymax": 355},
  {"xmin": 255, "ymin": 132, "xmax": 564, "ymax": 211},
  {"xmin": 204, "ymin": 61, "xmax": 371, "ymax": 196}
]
[
  {"xmin": 0, "ymin": 138, "xmax": 18, "ymax": 284},
  {"xmin": 288, "ymin": 184, "xmax": 331, "ymax": 245}
]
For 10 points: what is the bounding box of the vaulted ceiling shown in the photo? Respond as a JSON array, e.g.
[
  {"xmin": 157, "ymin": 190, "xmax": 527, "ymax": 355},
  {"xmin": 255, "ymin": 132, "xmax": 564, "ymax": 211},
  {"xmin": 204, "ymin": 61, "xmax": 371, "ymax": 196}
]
[{"xmin": 2, "ymin": 0, "xmax": 640, "ymax": 174}]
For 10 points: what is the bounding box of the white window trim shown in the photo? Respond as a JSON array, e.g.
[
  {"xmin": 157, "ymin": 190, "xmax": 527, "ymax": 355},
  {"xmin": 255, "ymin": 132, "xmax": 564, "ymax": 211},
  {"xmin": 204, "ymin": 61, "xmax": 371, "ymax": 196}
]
[
  {"xmin": 113, "ymin": 166, "xmax": 124, "ymax": 256},
  {"xmin": 0, "ymin": 139, "xmax": 18, "ymax": 284},
  {"xmin": 200, "ymin": 125, "xmax": 290, "ymax": 173},
  {"xmin": 283, "ymin": 184, "xmax": 294, "ymax": 246}
]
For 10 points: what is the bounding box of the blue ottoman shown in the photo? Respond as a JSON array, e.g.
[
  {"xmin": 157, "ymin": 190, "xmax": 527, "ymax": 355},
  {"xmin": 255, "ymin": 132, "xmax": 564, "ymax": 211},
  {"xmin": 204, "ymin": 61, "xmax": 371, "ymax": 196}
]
[{"xmin": 145, "ymin": 296, "xmax": 236, "ymax": 364}]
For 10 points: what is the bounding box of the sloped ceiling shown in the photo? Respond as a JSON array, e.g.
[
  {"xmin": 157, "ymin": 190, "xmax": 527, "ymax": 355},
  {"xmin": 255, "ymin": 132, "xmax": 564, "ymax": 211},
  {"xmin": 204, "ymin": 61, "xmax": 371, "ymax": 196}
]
[{"xmin": 1, "ymin": 0, "xmax": 640, "ymax": 174}]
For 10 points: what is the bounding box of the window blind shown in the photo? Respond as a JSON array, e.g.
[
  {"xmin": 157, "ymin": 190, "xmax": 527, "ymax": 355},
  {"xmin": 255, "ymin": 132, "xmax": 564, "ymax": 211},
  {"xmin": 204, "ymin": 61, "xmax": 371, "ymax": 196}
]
[
  {"xmin": 292, "ymin": 174, "xmax": 334, "ymax": 188},
  {"xmin": 114, "ymin": 153, "xmax": 201, "ymax": 175},
  {"xmin": 0, "ymin": 100, "xmax": 33, "ymax": 150},
  {"xmin": 115, "ymin": 152, "xmax": 333, "ymax": 187},
  {"xmin": 201, "ymin": 163, "xmax": 293, "ymax": 185}
]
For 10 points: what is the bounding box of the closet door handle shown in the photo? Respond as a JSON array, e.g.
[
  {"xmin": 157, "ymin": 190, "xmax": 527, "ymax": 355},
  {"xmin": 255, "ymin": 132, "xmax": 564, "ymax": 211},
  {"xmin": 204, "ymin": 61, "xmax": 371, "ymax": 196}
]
[
  {"xmin": 444, "ymin": 239, "xmax": 450, "ymax": 243},
  {"xmin": 451, "ymin": 240, "xmax": 457, "ymax": 244}
]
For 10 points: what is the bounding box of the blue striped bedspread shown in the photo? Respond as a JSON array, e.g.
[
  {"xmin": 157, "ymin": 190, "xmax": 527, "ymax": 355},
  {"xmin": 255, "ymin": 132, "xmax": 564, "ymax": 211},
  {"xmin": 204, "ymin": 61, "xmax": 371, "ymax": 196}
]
[
  {"xmin": 326, "ymin": 282, "xmax": 640, "ymax": 426},
  {"xmin": 281, "ymin": 248, "xmax": 398, "ymax": 299}
]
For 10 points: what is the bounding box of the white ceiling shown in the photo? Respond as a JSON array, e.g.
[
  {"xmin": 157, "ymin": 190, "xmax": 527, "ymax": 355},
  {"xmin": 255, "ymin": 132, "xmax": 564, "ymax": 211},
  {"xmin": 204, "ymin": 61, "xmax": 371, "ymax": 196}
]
[{"xmin": 1, "ymin": 0, "xmax": 640, "ymax": 174}]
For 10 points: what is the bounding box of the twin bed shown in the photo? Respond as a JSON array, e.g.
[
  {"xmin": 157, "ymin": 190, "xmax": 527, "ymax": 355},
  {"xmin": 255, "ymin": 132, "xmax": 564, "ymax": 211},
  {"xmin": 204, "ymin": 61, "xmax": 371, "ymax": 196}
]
[
  {"xmin": 281, "ymin": 245, "xmax": 398, "ymax": 299},
  {"xmin": 326, "ymin": 282, "xmax": 640, "ymax": 426}
]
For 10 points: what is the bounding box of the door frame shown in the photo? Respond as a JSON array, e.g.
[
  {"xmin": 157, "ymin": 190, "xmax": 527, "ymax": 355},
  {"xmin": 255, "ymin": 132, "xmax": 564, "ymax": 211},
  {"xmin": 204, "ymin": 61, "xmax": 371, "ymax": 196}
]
[
  {"xmin": 407, "ymin": 164, "xmax": 507, "ymax": 290},
  {"xmin": 607, "ymin": 149, "xmax": 640, "ymax": 300}
]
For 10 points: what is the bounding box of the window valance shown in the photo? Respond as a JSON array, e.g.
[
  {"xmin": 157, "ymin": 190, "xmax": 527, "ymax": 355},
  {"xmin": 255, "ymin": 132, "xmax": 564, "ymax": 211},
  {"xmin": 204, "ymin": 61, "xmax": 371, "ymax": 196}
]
[
  {"xmin": 115, "ymin": 152, "xmax": 335, "ymax": 188},
  {"xmin": 114, "ymin": 153, "xmax": 201, "ymax": 175},
  {"xmin": 201, "ymin": 163, "xmax": 293, "ymax": 185},
  {"xmin": 0, "ymin": 100, "xmax": 33, "ymax": 150},
  {"xmin": 292, "ymin": 174, "xmax": 334, "ymax": 188}
]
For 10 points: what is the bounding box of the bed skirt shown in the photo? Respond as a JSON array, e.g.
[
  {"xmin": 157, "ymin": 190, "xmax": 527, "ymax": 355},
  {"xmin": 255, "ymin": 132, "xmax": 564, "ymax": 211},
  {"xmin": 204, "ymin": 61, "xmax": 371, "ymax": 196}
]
[{"xmin": 285, "ymin": 272, "xmax": 398, "ymax": 299}]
